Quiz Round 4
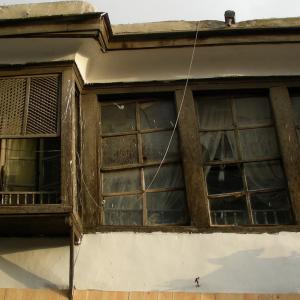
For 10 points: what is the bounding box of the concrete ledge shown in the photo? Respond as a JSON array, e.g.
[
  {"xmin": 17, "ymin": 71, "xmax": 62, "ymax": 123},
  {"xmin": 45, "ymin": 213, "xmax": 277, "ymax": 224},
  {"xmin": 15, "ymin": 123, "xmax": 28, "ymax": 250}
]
[{"xmin": 0, "ymin": 1, "xmax": 95, "ymax": 20}]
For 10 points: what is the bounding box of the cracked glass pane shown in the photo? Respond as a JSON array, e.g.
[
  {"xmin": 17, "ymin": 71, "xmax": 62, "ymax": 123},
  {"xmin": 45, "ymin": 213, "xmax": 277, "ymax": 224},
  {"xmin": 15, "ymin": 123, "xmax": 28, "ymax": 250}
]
[{"xmin": 140, "ymin": 101, "xmax": 176, "ymax": 129}]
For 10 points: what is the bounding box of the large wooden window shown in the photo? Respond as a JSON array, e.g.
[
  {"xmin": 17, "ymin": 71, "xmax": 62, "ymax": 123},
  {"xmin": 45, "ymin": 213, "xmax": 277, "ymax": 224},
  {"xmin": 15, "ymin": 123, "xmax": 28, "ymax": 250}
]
[
  {"xmin": 82, "ymin": 83, "xmax": 300, "ymax": 231},
  {"xmin": 195, "ymin": 92, "xmax": 293, "ymax": 226},
  {"xmin": 0, "ymin": 75, "xmax": 61, "ymax": 205},
  {"xmin": 99, "ymin": 95, "xmax": 188, "ymax": 226}
]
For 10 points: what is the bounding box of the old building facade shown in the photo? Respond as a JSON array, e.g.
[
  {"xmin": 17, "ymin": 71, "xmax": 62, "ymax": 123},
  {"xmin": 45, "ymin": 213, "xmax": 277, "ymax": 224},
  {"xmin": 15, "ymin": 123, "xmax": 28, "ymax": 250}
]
[{"xmin": 0, "ymin": 1, "xmax": 300, "ymax": 299}]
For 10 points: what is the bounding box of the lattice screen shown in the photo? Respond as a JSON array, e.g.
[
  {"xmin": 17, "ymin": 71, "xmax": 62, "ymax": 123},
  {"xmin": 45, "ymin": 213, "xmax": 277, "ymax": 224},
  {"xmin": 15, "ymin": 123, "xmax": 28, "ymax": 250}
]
[
  {"xmin": 26, "ymin": 76, "xmax": 59, "ymax": 135},
  {"xmin": 0, "ymin": 75, "xmax": 60, "ymax": 136}
]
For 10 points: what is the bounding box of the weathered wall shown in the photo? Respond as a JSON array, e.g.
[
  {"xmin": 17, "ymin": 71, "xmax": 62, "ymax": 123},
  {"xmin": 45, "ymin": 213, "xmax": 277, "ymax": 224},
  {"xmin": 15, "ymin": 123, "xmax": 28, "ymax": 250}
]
[{"xmin": 0, "ymin": 232, "xmax": 300, "ymax": 293}]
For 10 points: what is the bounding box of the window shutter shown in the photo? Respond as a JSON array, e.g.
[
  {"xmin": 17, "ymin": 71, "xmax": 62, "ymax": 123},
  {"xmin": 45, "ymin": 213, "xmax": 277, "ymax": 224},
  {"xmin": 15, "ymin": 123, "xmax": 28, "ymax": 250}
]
[
  {"xmin": 0, "ymin": 78, "xmax": 27, "ymax": 135},
  {"xmin": 0, "ymin": 75, "xmax": 60, "ymax": 137}
]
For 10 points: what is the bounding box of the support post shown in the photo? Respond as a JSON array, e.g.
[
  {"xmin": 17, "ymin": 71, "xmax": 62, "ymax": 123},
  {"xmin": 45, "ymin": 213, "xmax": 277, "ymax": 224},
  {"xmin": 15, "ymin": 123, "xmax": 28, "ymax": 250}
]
[
  {"xmin": 270, "ymin": 86, "xmax": 300, "ymax": 223},
  {"xmin": 69, "ymin": 223, "xmax": 75, "ymax": 300}
]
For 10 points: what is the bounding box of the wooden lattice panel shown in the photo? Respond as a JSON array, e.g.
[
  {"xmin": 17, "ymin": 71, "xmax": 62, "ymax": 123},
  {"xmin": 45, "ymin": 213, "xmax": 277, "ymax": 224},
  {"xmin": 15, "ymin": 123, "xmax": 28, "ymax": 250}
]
[
  {"xmin": 0, "ymin": 78, "xmax": 27, "ymax": 135},
  {"xmin": 26, "ymin": 76, "xmax": 59, "ymax": 135}
]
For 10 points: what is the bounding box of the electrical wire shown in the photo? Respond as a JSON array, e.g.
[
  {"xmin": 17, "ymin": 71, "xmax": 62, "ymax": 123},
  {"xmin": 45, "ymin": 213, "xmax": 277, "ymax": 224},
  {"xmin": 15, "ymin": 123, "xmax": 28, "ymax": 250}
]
[{"xmin": 140, "ymin": 21, "xmax": 200, "ymax": 194}]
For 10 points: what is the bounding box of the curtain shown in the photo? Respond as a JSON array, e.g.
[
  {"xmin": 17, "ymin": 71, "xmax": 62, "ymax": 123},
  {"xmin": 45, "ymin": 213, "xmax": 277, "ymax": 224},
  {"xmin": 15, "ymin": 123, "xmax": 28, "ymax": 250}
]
[{"xmin": 199, "ymin": 97, "xmax": 284, "ymax": 193}]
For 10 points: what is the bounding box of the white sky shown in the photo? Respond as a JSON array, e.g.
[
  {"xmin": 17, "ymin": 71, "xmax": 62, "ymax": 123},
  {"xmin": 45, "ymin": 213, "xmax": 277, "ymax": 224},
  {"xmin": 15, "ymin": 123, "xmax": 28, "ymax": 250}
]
[{"xmin": 0, "ymin": 0, "xmax": 300, "ymax": 24}]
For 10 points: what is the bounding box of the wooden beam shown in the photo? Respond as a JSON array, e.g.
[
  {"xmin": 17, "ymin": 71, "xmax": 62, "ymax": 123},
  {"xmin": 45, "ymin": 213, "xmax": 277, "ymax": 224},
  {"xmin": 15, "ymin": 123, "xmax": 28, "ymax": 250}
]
[
  {"xmin": 81, "ymin": 93, "xmax": 100, "ymax": 228},
  {"xmin": 175, "ymin": 88, "xmax": 210, "ymax": 227},
  {"xmin": 0, "ymin": 204, "xmax": 72, "ymax": 214},
  {"xmin": 82, "ymin": 77, "xmax": 300, "ymax": 95},
  {"xmin": 270, "ymin": 86, "xmax": 300, "ymax": 223},
  {"xmin": 61, "ymin": 68, "xmax": 76, "ymax": 206},
  {"xmin": 69, "ymin": 225, "xmax": 75, "ymax": 300}
]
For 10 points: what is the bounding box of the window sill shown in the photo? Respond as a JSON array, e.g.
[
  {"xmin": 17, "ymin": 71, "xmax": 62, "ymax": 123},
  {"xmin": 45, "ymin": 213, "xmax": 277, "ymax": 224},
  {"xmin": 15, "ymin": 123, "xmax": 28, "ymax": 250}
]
[{"xmin": 85, "ymin": 224, "xmax": 300, "ymax": 234}]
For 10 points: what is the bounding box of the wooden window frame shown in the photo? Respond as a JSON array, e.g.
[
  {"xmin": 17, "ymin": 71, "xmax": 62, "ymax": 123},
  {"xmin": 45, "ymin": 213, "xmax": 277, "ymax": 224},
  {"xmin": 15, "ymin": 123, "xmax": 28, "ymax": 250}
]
[
  {"xmin": 98, "ymin": 96, "xmax": 188, "ymax": 226},
  {"xmin": 193, "ymin": 91, "xmax": 293, "ymax": 226},
  {"xmin": 80, "ymin": 77, "xmax": 300, "ymax": 233}
]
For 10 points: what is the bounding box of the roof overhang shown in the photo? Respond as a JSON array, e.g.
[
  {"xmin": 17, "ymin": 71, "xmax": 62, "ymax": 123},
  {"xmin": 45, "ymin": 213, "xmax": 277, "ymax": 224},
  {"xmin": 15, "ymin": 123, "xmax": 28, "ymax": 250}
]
[{"xmin": 1, "ymin": 8, "xmax": 300, "ymax": 51}]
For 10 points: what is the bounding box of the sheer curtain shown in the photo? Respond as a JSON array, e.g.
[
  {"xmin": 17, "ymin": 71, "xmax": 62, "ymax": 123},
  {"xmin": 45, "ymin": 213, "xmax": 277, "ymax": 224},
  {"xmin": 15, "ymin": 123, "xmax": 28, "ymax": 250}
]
[
  {"xmin": 199, "ymin": 99, "xmax": 236, "ymax": 180},
  {"xmin": 199, "ymin": 98, "xmax": 284, "ymax": 191}
]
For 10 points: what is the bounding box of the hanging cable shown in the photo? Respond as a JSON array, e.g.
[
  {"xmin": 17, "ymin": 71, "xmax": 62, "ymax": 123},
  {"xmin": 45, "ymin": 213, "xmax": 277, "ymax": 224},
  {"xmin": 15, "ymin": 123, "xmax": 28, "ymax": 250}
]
[{"xmin": 141, "ymin": 21, "xmax": 200, "ymax": 193}]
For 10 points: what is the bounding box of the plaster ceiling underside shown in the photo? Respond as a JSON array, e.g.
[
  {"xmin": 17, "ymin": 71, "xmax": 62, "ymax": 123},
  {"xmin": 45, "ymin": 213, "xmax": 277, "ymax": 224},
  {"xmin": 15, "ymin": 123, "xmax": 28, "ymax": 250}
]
[{"xmin": 0, "ymin": 38, "xmax": 300, "ymax": 83}]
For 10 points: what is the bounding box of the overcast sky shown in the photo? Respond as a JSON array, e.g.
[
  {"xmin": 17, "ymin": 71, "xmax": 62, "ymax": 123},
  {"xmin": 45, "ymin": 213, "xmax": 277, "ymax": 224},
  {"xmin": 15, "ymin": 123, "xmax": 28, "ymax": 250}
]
[{"xmin": 0, "ymin": 0, "xmax": 300, "ymax": 24}]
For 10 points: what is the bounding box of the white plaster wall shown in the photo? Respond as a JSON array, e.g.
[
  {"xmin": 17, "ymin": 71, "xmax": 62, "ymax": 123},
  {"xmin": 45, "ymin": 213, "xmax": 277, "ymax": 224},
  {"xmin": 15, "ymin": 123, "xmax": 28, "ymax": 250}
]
[
  {"xmin": 0, "ymin": 232, "xmax": 300, "ymax": 292},
  {"xmin": 1, "ymin": 38, "xmax": 300, "ymax": 84}
]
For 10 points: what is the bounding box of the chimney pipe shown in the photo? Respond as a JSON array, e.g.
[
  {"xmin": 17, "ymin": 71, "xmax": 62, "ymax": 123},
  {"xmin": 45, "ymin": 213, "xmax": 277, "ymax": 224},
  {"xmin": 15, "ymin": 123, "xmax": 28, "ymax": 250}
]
[{"xmin": 224, "ymin": 10, "xmax": 235, "ymax": 26}]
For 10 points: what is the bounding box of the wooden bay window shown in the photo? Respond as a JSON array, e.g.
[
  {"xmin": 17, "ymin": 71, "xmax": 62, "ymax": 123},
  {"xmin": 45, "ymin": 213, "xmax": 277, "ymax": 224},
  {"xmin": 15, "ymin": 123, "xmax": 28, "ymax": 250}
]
[{"xmin": 0, "ymin": 74, "xmax": 61, "ymax": 206}]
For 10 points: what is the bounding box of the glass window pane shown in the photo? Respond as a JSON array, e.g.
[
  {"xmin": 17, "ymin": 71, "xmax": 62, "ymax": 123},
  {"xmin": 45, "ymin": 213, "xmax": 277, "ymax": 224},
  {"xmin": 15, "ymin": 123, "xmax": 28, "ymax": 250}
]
[
  {"xmin": 200, "ymin": 131, "xmax": 237, "ymax": 162},
  {"xmin": 103, "ymin": 169, "xmax": 140, "ymax": 193},
  {"xmin": 140, "ymin": 101, "xmax": 176, "ymax": 129},
  {"xmin": 6, "ymin": 139, "xmax": 37, "ymax": 158},
  {"xmin": 210, "ymin": 196, "xmax": 249, "ymax": 225},
  {"xmin": 235, "ymin": 96, "xmax": 272, "ymax": 126},
  {"xmin": 205, "ymin": 164, "xmax": 243, "ymax": 195},
  {"xmin": 147, "ymin": 191, "xmax": 187, "ymax": 225},
  {"xmin": 4, "ymin": 139, "xmax": 38, "ymax": 191},
  {"xmin": 5, "ymin": 160, "xmax": 36, "ymax": 190},
  {"xmin": 245, "ymin": 161, "xmax": 285, "ymax": 190},
  {"xmin": 102, "ymin": 135, "xmax": 138, "ymax": 167},
  {"xmin": 251, "ymin": 191, "xmax": 292, "ymax": 225},
  {"xmin": 144, "ymin": 164, "xmax": 184, "ymax": 189},
  {"xmin": 239, "ymin": 127, "xmax": 279, "ymax": 160},
  {"xmin": 101, "ymin": 103, "xmax": 136, "ymax": 134},
  {"xmin": 142, "ymin": 131, "xmax": 179, "ymax": 162},
  {"xmin": 291, "ymin": 95, "xmax": 300, "ymax": 126},
  {"xmin": 197, "ymin": 97, "xmax": 233, "ymax": 130},
  {"xmin": 104, "ymin": 195, "xmax": 142, "ymax": 225}
]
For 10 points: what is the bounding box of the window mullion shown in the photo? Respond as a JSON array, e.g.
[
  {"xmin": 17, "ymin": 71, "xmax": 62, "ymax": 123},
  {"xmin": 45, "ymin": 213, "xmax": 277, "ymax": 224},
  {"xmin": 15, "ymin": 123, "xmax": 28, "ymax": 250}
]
[
  {"xmin": 136, "ymin": 102, "xmax": 147, "ymax": 225},
  {"xmin": 23, "ymin": 77, "xmax": 31, "ymax": 135},
  {"xmin": 269, "ymin": 86, "xmax": 300, "ymax": 224},
  {"xmin": 230, "ymin": 97, "xmax": 254, "ymax": 225}
]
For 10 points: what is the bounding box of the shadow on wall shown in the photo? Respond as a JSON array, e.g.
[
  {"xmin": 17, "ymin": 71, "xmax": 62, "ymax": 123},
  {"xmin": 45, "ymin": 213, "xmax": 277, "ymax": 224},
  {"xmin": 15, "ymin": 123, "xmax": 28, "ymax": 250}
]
[
  {"xmin": 0, "ymin": 257, "xmax": 58, "ymax": 289},
  {"xmin": 160, "ymin": 249, "xmax": 300, "ymax": 293},
  {"xmin": 0, "ymin": 238, "xmax": 68, "ymax": 289},
  {"xmin": 0, "ymin": 238, "xmax": 68, "ymax": 256}
]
